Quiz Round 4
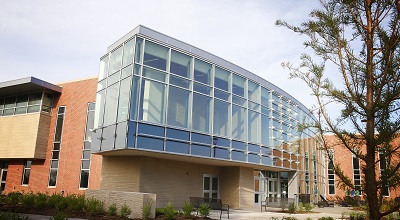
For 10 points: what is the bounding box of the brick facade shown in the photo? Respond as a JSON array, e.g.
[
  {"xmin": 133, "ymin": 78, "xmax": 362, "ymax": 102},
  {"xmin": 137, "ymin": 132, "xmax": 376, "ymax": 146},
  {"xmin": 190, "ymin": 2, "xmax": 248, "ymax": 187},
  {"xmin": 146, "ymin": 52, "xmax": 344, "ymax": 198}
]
[{"xmin": 3, "ymin": 77, "xmax": 101, "ymax": 195}]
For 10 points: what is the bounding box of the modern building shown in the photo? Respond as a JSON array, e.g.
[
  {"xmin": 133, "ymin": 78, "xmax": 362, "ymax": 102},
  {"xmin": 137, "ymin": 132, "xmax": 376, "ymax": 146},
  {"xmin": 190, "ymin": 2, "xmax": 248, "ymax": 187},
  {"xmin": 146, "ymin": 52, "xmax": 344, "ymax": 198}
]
[{"xmin": 0, "ymin": 25, "xmax": 325, "ymax": 212}]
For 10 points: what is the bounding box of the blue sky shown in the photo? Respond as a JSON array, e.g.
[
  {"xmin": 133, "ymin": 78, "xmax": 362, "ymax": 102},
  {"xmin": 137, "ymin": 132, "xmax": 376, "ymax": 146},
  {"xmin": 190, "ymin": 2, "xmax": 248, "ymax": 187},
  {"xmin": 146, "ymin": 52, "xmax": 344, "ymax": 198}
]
[{"xmin": 0, "ymin": 0, "xmax": 320, "ymax": 109}]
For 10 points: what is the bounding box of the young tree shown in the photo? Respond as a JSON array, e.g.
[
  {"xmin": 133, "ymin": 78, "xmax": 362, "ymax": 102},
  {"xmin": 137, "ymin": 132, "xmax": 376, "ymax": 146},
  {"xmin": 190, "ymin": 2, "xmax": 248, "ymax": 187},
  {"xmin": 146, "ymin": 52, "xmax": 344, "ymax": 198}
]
[{"xmin": 276, "ymin": 0, "xmax": 400, "ymax": 219}]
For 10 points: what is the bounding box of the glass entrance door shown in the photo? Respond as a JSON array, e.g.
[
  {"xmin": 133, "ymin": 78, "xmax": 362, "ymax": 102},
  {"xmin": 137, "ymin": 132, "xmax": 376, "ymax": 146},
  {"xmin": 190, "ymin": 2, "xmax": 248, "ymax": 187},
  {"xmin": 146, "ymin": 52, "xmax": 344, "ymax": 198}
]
[
  {"xmin": 203, "ymin": 175, "xmax": 219, "ymax": 198},
  {"xmin": 268, "ymin": 179, "xmax": 278, "ymax": 198},
  {"xmin": 254, "ymin": 177, "xmax": 267, "ymax": 206}
]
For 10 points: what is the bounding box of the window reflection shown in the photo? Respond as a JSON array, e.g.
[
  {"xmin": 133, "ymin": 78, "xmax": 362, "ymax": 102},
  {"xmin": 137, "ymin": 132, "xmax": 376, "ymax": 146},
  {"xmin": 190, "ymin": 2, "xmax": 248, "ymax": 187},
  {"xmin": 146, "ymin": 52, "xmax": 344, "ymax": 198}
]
[{"xmin": 143, "ymin": 41, "xmax": 168, "ymax": 71}]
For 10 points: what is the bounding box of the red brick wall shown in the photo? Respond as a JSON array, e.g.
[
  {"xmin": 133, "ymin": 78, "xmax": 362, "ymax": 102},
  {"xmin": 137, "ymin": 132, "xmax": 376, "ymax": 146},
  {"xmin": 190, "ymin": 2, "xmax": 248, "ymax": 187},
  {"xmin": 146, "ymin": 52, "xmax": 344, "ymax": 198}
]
[
  {"xmin": 325, "ymin": 135, "xmax": 400, "ymax": 200},
  {"xmin": 4, "ymin": 77, "xmax": 101, "ymax": 195}
]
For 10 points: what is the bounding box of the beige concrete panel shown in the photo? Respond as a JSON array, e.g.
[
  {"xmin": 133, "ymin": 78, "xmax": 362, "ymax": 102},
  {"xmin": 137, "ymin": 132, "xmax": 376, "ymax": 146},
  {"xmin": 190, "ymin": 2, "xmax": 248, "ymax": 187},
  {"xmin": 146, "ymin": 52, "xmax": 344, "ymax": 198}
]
[
  {"xmin": 139, "ymin": 157, "xmax": 221, "ymax": 208},
  {"xmin": 0, "ymin": 113, "xmax": 41, "ymax": 159},
  {"xmin": 86, "ymin": 189, "xmax": 156, "ymax": 219},
  {"xmin": 100, "ymin": 156, "xmax": 141, "ymax": 191},
  {"xmin": 220, "ymin": 166, "xmax": 240, "ymax": 208},
  {"xmin": 239, "ymin": 167, "xmax": 254, "ymax": 209}
]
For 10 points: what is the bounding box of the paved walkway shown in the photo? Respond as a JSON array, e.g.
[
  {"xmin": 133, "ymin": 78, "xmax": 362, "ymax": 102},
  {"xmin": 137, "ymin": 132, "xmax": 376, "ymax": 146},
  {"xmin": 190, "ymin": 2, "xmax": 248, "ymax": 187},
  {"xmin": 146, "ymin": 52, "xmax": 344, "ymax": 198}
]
[
  {"xmin": 20, "ymin": 206, "xmax": 354, "ymax": 220},
  {"xmin": 209, "ymin": 206, "xmax": 353, "ymax": 220}
]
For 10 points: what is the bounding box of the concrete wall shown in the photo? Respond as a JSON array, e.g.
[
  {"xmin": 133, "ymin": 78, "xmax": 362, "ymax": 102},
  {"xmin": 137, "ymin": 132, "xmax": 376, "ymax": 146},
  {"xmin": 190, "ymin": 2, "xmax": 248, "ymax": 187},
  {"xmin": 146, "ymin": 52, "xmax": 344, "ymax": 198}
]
[
  {"xmin": 100, "ymin": 156, "xmax": 141, "ymax": 191},
  {"xmin": 86, "ymin": 189, "xmax": 156, "ymax": 219},
  {"xmin": 239, "ymin": 167, "xmax": 254, "ymax": 209},
  {"xmin": 220, "ymin": 166, "xmax": 240, "ymax": 208},
  {"xmin": 0, "ymin": 113, "xmax": 44, "ymax": 159}
]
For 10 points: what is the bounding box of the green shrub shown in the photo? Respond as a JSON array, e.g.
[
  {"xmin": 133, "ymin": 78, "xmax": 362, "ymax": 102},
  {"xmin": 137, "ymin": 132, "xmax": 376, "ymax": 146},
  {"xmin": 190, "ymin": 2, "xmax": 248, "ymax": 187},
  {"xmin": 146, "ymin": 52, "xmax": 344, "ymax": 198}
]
[
  {"xmin": 163, "ymin": 202, "xmax": 176, "ymax": 220},
  {"xmin": 108, "ymin": 203, "xmax": 118, "ymax": 216},
  {"xmin": 288, "ymin": 202, "xmax": 296, "ymax": 214},
  {"xmin": 156, "ymin": 207, "xmax": 165, "ymax": 216},
  {"xmin": 0, "ymin": 212, "xmax": 29, "ymax": 220},
  {"xmin": 48, "ymin": 193, "xmax": 63, "ymax": 208},
  {"xmin": 34, "ymin": 193, "xmax": 48, "ymax": 209},
  {"xmin": 306, "ymin": 217, "xmax": 313, "ymax": 220},
  {"xmin": 7, "ymin": 192, "xmax": 22, "ymax": 205},
  {"xmin": 55, "ymin": 197, "xmax": 68, "ymax": 211},
  {"xmin": 119, "ymin": 203, "xmax": 132, "ymax": 218},
  {"xmin": 20, "ymin": 192, "xmax": 35, "ymax": 208},
  {"xmin": 65, "ymin": 194, "xmax": 85, "ymax": 211},
  {"xmin": 49, "ymin": 212, "xmax": 66, "ymax": 220},
  {"xmin": 182, "ymin": 201, "xmax": 193, "ymax": 218},
  {"xmin": 304, "ymin": 203, "xmax": 313, "ymax": 212},
  {"xmin": 198, "ymin": 203, "xmax": 211, "ymax": 218},
  {"xmin": 386, "ymin": 211, "xmax": 400, "ymax": 220},
  {"xmin": 85, "ymin": 197, "xmax": 104, "ymax": 216},
  {"xmin": 270, "ymin": 217, "xmax": 279, "ymax": 220},
  {"xmin": 282, "ymin": 217, "xmax": 298, "ymax": 220},
  {"xmin": 297, "ymin": 202, "xmax": 304, "ymax": 212},
  {"xmin": 318, "ymin": 217, "xmax": 334, "ymax": 220},
  {"xmin": 142, "ymin": 200, "xmax": 153, "ymax": 220}
]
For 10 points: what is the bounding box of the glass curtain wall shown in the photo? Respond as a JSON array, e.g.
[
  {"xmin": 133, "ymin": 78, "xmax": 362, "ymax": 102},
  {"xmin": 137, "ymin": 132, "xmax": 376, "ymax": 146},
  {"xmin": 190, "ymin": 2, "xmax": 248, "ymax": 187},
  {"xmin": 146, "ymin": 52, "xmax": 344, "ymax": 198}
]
[{"xmin": 94, "ymin": 35, "xmax": 322, "ymax": 177}]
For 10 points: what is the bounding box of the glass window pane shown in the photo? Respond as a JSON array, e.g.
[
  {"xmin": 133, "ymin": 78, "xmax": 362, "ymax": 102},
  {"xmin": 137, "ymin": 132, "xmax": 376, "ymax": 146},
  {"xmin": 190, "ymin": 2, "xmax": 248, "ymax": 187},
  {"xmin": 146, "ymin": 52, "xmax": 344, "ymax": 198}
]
[
  {"xmin": 53, "ymin": 143, "xmax": 60, "ymax": 150},
  {"xmin": 194, "ymin": 59, "xmax": 211, "ymax": 85},
  {"xmin": 94, "ymin": 90, "xmax": 105, "ymax": 128},
  {"xmin": 3, "ymin": 108, "xmax": 14, "ymax": 116},
  {"xmin": 248, "ymin": 111, "xmax": 260, "ymax": 143},
  {"xmin": 22, "ymin": 169, "xmax": 30, "ymax": 185},
  {"xmin": 82, "ymin": 160, "xmax": 90, "ymax": 169},
  {"xmin": 107, "ymin": 71, "xmax": 120, "ymax": 86},
  {"xmin": 108, "ymin": 46, "xmax": 123, "ymax": 75},
  {"xmin": 115, "ymin": 121, "xmax": 127, "ymax": 149},
  {"xmin": 232, "ymin": 141, "xmax": 246, "ymax": 150},
  {"xmin": 248, "ymin": 144, "xmax": 260, "ymax": 153},
  {"xmin": 213, "ymin": 147, "xmax": 230, "ymax": 160},
  {"xmin": 127, "ymin": 121, "xmax": 137, "ymax": 149},
  {"xmin": 48, "ymin": 169, "xmax": 57, "ymax": 186},
  {"xmin": 129, "ymin": 76, "xmax": 139, "ymax": 121},
  {"xmin": 83, "ymin": 141, "xmax": 91, "ymax": 150},
  {"xmin": 213, "ymin": 100, "xmax": 230, "ymax": 137},
  {"xmin": 101, "ymin": 125, "xmax": 116, "ymax": 151},
  {"xmin": 54, "ymin": 114, "xmax": 64, "ymax": 142},
  {"xmin": 192, "ymin": 93, "xmax": 211, "ymax": 133},
  {"xmin": 232, "ymin": 96, "xmax": 246, "ymax": 106},
  {"xmin": 80, "ymin": 170, "xmax": 89, "ymax": 188},
  {"xmin": 194, "ymin": 83, "xmax": 211, "ymax": 95},
  {"xmin": 122, "ymin": 38, "xmax": 135, "ymax": 67},
  {"xmin": 121, "ymin": 65, "xmax": 133, "ymax": 79},
  {"xmin": 5, "ymin": 96, "xmax": 16, "ymax": 108},
  {"xmin": 117, "ymin": 77, "xmax": 132, "ymax": 122},
  {"xmin": 142, "ymin": 67, "xmax": 166, "ymax": 82},
  {"xmin": 143, "ymin": 41, "xmax": 168, "ymax": 71},
  {"xmin": 17, "ymin": 94, "xmax": 29, "ymax": 107},
  {"xmin": 214, "ymin": 67, "xmax": 230, "ymax": 91},
  {"xmin": 261, "ymin": 87, "xmax": 270, "ymax": 106},
  {"xmin": 103, "ymin": 83, "xmax": 119, "ymax": 126},
  {"xmin": 214, "ymin": 89, "xmax": 230, "ymax": 101},
  {"xmin": 204, "ymin": 177, "xmax": 210, "ymax": 190},
  {"xmin": 214, "ymin": 137, "xmax": 230, "ymax": 147},
  {"xmin": 166, "ymin": 140, "xmax": 189, "ymax": 154},
  {"xmin": 137, "ymin": 136, "xmax": 164, "ymax": 151},
  {"xmin": 232, "ymin": 150, "xmax": 246, "ymax": 161},
  {"xmin": 212, "ymin": 177, "xmax": 218, "ymax": 190},
  {"xmin": 262, "ymin": 147, "xmax": 272, "ymax": 155},
  {"xmin": 167, "ymin": 86, "xmax": 189, "ymax": 128},
  {"xmin": 191, "ymin": 144, "xmax": 210, "ymax": 157},
  {"xmin": 170, "ymin": 50, "xmax": 191, "ymax": 78},
  {"xmin": 52, "ymin": 151, "xmax": 59, "ymax": 159},
  {"xmin": 248, "ymin": 153, "xmax": 260, "ymax": 163},
  {"xmin": 0, "ymin": 98, "xmax": 3, "ymax": 109},
  {"xmin": 166, "ymin": 128, "xmax": 189, "ymax": 141},
  {"xmin": 191, "ymin": 133, "xmax": 210, "ymax": 145},
  {"xmin": 138, "ymin": 123, "xmax": 164, "ymax": 137},
  {"xmin": 170, "ymin": 75, "xmax": 190, "ymax": 89},
  {"xmin": 232, "ymin": 74, "xmax": 245, "ymax": 97},
  {"xmin": 98, "ymin": 55, "xmax": 109, "ymax": 80},
  {"xmin": 248, "ymin": 81, "xmax": 260, "ymax": 102},
  {"xmin": 82, "ymin": 150, "xmax": 91, "ymax": 159},
  {"xmin": 15, "ymin": 107, "xmax": 27, "ymax": 114},
  {"xmin": 232, "ymin": 105, "xmax": 246, "ymax": 140},
  {"xmin": 27, "ymin": 105, "xmax": 40, "ymax": 113},
  {"xmin": 262, "ymin": 156, "xmax": 271, "ymax": 165},
  {"xmin": 51, "ymin": 160, "xmax": 58, "ymax": 168},
  {"xmin": 139, "ymin": 79, "xmax": 166, "ymax": 124},
  {"xmin": 135, "ymin": 38, "xmax": 143, "ymax": 64},
  {"xmin": 43, "ymin": 93, "xmax": 53, "ymax": 107},
  {"xmin": 262, "ymin": 115, "xmax": 270, "ymax": 145}
]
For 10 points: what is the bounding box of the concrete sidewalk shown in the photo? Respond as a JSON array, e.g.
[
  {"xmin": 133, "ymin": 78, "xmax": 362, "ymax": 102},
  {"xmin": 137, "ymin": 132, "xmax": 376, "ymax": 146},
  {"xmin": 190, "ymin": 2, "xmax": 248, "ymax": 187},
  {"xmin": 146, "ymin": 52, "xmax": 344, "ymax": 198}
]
[{"xmin": 209, "ymin": 206, "xmax": 353, "ymax": 220}]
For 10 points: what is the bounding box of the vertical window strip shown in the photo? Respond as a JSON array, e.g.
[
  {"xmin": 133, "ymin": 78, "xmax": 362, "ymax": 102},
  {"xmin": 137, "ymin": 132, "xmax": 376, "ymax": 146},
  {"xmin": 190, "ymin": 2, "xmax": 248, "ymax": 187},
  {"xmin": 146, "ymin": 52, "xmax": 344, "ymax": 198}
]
[
  {"xmin": 79, "ymin": 102, "xmax": 95, "ymax": 189},
  {"xmin": 48, "ymin": 106, "xmax": 66, "ymax": 187},
  {"xmin": 352, "ymin": 154, "xmax": 361, "ymax": 193},
  {"xmin": 327, "ymin": 150, "xmax": 335, "ymax": 194},
  {"xmin": 21, "ymin": 160, "xmax": 32, "ymax": 185},
  {"xmin": 379, "ymin": 152, "xmax": 390, "ymax": 196}
]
